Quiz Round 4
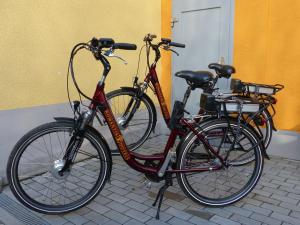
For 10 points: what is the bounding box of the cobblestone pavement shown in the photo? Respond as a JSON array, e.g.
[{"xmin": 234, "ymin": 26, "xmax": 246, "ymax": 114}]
[{"xmin": 1, "ymin": 134, "xmax": 300, "ymax": 225}]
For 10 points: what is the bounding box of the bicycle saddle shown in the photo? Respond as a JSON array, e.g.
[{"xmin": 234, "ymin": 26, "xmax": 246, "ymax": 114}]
[
  {"xmin": 208, "ymin": 63, "xmax": 235, "ymax": 78},
  {"xmin": 175, "ymin": 70, "xmax": 214, "ymax": 89}
]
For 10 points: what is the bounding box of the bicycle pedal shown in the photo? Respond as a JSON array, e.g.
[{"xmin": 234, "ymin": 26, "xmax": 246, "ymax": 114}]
[
  {"xmin": 145, "ymin": 181, "xmax": 152, "ymax": 189},
  {"xmin": 141, "ymin": 177, "xmax": 152, "ymax": 189}
]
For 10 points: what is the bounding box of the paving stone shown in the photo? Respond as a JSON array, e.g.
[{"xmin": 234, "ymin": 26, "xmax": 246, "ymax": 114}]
[
  {"xmin": 63, "ymin": 212, "xmax": 89, "ymax": 225},
  {"xmin": 261, "ymin": 203, "xmax": 290, "ymax": 215},
  {"xmin": 42, "ymin": 215, "xmax": 69, "ymax": 225},
  {"xmin": 107, "ymin": 201, "xmax": 130, "ymax": 213},
  {"xmin": 189, "ymin": 216, "xmax": 218, "ymax": 225},
  {"xmin": 82, "ymin": 222, "xmax": 98, "ymax": 225},
  {"xmin": 126, "ymin": 192, "xmax": 148, "ymax": 203},
  {"xmin": 164, "ymin": 199, "xmax": 188, "ymax": 210},
  {"xmin": 289, "ymin": 211, "xmax": 300, "ymax": 219},
  {"xmin": 145, "ymin": 218, "xmax": 170, "ymax": 225},
  {"xmin": 168, "ymin": 217, "xmax": 195, "ymax": 225},
  {"xmin": 125, "ymin": 200, "xmax": 149, "ymax": 212},
  {"xmin": 287, "ymin": 193, "xmax": 300, "ymax": 200},
  {"xmin": 203, "ymin": 207, "xmax": 233, "ymax": 219},
  {"xmin": 224, "ymin": 206, "xmax": 253, "ymax": 217},
  {"xmin": 230, "ymin": 214, "xmax": 262, "ymax": 225},
  {"xmin": 241, "ymin": 198, "xmax": 262, "ymax": 206},
  {"xmin": 103, "ymin": 220, "xmax": 121, "ymax": 225},
  {"xmin": 107, "ymin": 186, "xmax": 130, "ymax": 195},
  {"xmin": 210, "ymin": 215, "xmax": 240, "ymax": 225},
  {"xmin": 261, "ymin": 186, "xmax": 288, "ymax": 196},
  {"xmin": 124, "ymin": 209, "xmax": 152, "ymax": 223},
  {"xmin": 83, "ymin": 211, "xmax": 110, "ymax": 224},
  {"xmin": 252, "ymin": 189, "xmax": 272, "ymax": 197},
  {"xmin": 279, "ymin": 202, "xmax": 300, "ymax": 212},
  {"xmin": 252, "ymin": 195, "xmax": 280, "ymax": 206},
  {"xmin": 165, "ymin": 207, "xmax": 192, "ymax": 220},
  {"xmin": 107, "ymin": 193, "xmax": 130, "ymax": 204},
  {"xmin": 271, "ymin": 180, "xmax": 295, "ymax": 188},
  {"xmin": 94, "ymin": 195, "xmax": 112, "ymax": 205},
  {"xmin": 250, "ymin": 213, "xmax": 281, "ymax": 225},
  {"xmin": 144, "ymin": 208, "xmax": 173, "ymax": 222},
  {"xmin": 87, "ymin": 201, "xmax": 110, "ymax": 214},
  {"xmin": 111, "ymin": 180, "xmax": 128, "ymax": 189},
  {"xmin": 76, "ymin": 207, "xmax": 92, "ymax": 216},
  {"xmin": 271, "ymin": 194, "xmax": 299, "ymax": 205},
  {"xmin": 184, "ymin": 209, "xmax": 214, "ymax": 220},
  {"xmin": 279, "ymin": 186, "xmax": 300, "ymax": 195},
  {"xmin": 243, "ymin": 204, "xmax": 272, "ymax": 216},
  {"xmin": 104, "ymin": 210, "xmax": 131, "ymax": 224},
  {"xmin": 123, "ymin": 218, "xmax": 146, "ymax": 225},
  {"xmin": 270, "ymin": 212, "xmax": 300, "ymax": 225}
]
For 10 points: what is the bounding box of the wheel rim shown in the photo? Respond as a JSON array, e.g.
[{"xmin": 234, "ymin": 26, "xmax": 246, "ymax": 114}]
[
  {"xmin": 179, "ymin": 123, "xmax": 262, "ymax": 205},
  {"xmin": 10, "ymin": 125, "xmax": 107, "ymax": 212}
]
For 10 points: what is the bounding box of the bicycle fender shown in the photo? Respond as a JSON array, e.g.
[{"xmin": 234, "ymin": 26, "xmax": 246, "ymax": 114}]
[
  {"xmin": 120, "ymin": 87, "xmax": 157, "ymax": 132},
  {"xmin": 53, "ymin": 117, "xmax": 113, "ymax": 178},
  {"xmin": 54, "ymin": 117, "xmax": 75, "ymax": 123}
]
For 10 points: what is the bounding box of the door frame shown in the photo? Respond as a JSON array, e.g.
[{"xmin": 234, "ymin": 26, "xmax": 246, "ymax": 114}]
[{"xmin": 171, "ymin": 0, "xmax": 235, "ymax": 106}]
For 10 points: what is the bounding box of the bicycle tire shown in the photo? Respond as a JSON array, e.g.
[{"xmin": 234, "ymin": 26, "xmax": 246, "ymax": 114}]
[
  {"xmin": 97, "ymin": 88, "xmax": 156, "ymax": 153},
  {"xmin": 7, "ymin": 121, "xmax": 111, "ymax": 214},
  {"xmin": 176, "ymin": 118, "xmax": 263, "ymax": 206}
]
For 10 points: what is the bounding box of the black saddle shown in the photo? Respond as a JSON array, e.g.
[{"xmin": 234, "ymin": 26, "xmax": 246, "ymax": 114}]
[
  {"xmin": 208, "ymin": 63, "xmax": 235, "ymax": 78},
  {"xmin": 175, "ymin": 70, "xmax": 214, "ymax": 89}
]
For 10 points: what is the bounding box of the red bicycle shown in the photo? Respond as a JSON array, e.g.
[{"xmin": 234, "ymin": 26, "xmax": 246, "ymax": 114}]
[
  {"xmin": 103, "ymin": 34, "xmax": 278, "ymax": 156},
  {"xmin": 7, "ymin": 37, "xmax": 264, "ymax": 219}
]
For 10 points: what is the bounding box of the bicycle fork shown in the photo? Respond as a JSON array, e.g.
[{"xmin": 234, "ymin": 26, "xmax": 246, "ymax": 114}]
[{"xmin": 59, "ymin": 109, "xmax": 95, "ymax": 175}]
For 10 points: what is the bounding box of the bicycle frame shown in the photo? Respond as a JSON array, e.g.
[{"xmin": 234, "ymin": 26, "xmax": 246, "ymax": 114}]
[
  {"xmin": 89, "ymin": 81, "xmax": 225, "ymax": 175},
  {"xmin": 144, "ymin": 65, "xmax": 171, "ymax": 125}
]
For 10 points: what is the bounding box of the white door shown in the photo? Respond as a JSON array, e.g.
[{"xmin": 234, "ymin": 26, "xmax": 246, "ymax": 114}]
[{"xmin": 172, "ymin": 0, "xmax": 234, "ymax": 114}]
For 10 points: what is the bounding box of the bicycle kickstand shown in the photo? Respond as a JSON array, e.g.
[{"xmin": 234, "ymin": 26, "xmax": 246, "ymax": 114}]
[{"xmin": 152, "ymin": 172, "xmax": 173, "ymax": 220}]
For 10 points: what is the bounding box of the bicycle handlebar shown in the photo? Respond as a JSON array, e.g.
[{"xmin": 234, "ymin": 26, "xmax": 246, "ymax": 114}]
[
  {"xmin": 91, "ymin": 37, "xmax": 137, "ymax": 50},
  {"xmin": 169, "ymin": 42, "xmax": 185, "ymax": 48},
  {"xmin": 113, "ymin": 43, "xmax": 137, "ymax": 50}
]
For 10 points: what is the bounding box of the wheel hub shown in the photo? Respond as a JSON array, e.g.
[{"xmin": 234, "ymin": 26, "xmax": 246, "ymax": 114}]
[
  {"xmin": 51, "ymin": 159, "xmax": 70, "ymax": 179},
  {"xmin": 117, "ymin": 117, "xmax": 127, "ymax": 130}
]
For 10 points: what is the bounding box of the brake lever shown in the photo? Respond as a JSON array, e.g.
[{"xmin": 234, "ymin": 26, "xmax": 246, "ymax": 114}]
[
  {"xmin": 162, "ymin": 46, "xmax": 179, "ymax": 56},
  {"xmin": 103, "ymin": 49, "xmax": 128, "ymax": 65},
  {"xmin": 169, "ymin": 48, "xmax": 179, "ymax": 56}
]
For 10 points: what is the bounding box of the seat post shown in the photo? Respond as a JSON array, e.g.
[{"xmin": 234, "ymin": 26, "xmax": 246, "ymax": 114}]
[{"xmin": 182, "ymin": 85, "xmax": 192, "ymax": 107}]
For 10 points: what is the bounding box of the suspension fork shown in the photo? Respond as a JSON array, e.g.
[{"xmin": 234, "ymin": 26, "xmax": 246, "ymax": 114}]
[{"xmin": 59, "ymin": 109, "xmax": 95, "ymax": 174}]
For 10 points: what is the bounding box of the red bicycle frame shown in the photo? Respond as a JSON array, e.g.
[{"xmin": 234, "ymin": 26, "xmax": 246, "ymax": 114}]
[{"xmin": 89, "ymin": 81, "xmax": 225, "ymax": 175}]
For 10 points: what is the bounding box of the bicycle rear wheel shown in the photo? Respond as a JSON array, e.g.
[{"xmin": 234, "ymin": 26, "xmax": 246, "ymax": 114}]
[
  {"xmin": 176, "ymin": 119, "xmax": 263, "ymax": 206},
  {"xmin": 7, "ymin": 121, "xmax": 111, "ymax": 214}
]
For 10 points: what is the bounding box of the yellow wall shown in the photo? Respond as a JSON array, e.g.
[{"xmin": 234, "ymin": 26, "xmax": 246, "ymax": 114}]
[
  {"xmin": 234, "ymin": 0, "xmax": 300, "ymax": 131},
  {"xmin": 0, "ymin": 0, "xmax": 161, "ymax": 110}
]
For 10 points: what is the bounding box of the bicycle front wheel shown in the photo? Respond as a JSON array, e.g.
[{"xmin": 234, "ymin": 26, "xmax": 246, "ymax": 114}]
[
  {"xmin": 7, "ymin": 121, "xmax": 111, "ymax": 214},
  {"xmin": 176, "ymin": 119, "xmax": 263, "ymax": 206}
]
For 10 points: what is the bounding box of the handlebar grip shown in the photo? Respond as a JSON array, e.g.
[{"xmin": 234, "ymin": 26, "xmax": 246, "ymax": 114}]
[
  {"xmin": 149, "ymin": 34, "xmax": 157, "ymax": 39},
  {"xmin": 169, "ymin": 42, "xmax": 185, "ymax": 48},
  {"xmin": 114, "ymin": 43, "xmax": 137, "ymax": 50}
]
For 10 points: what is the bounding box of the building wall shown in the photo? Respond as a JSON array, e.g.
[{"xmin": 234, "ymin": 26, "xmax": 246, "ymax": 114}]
[
  {"xmin": 0, "ymin": 0, "xmax": 161, "ymax": 110},
  {"xmin": 0, "ymin": 0, "xmax": 161, "ymax": 182},
  {"xmin": 233, "ymin": 0, "xmax": 300, "ymax": 132}
]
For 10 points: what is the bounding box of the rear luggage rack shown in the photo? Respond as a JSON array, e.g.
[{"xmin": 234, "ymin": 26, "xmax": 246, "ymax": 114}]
[
  {"xmin": 200, "ymin": 93, "xmax": 261, "ymax": 113},
  {"xmin": 231, "ymin": 79, "xmax": 284, "ymax": 95}
]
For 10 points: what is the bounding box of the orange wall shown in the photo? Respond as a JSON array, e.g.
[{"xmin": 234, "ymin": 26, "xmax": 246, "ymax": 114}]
[
  {"xmin": 234, "ymin": 0, "xmax": 300, "ymax": 131},
  {"xmin": 161, "ymin": 0, "xmax": 172, "ymax": 111}
]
